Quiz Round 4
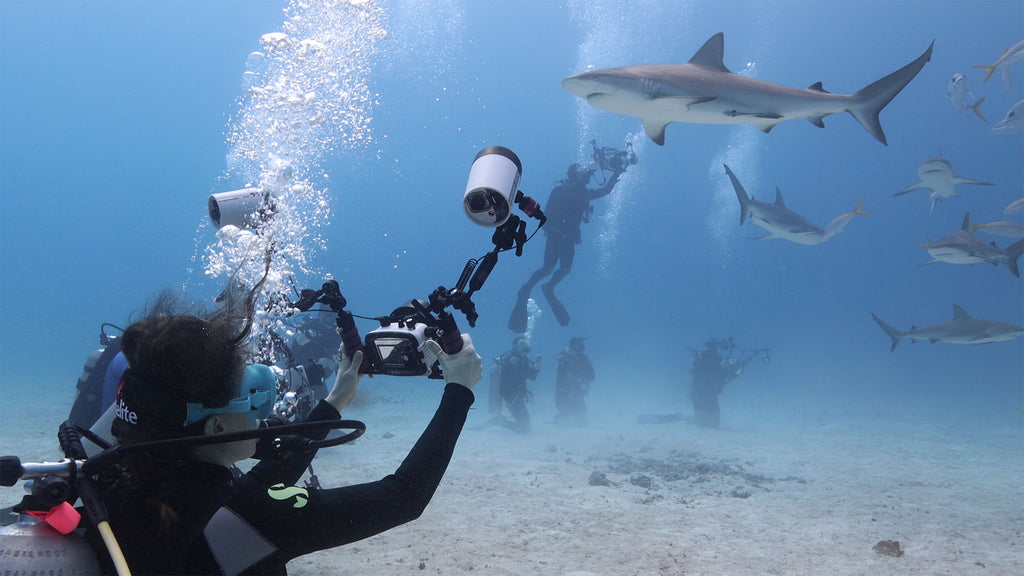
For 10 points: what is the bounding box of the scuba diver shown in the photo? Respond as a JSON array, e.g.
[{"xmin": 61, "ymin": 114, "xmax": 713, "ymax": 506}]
[
  {"xmin": 488, "ymin": 336, "xmax": 541, "ymax": 434},
  {"xmin": 509, "ymin": 140, "xmax": 636, "ymax": 331},
  {"xmin": 554, "ymin": 336, "xmax": 595, "ymax": 426},
  {"xmin": 67, "ymin": 323, "xmax": 128, "ymax": 430},
  {"xmin": 18, "ymin": 275, "xmax": 484, "ymax": 575},
  {"xmin": 688, "ymin": 337, "xmax": 769, "ymax": 428}
]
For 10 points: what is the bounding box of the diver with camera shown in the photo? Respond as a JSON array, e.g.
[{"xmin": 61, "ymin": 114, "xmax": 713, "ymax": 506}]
[
  {"xmin": 1, "ymin": 145, "xmax": 543, "ymax": 575},
  {"xmin": 509, "ymin": 140, "xmax": 637, "ymax": 331},
  {"xmin": 688, "ymin": 338, "xmax": 770, "ymax": 428}
]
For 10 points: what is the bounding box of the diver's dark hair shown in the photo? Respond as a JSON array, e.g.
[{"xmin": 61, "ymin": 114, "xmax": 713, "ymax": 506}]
[
  {"xmin": 119, "ymin": 256, "xmax": 270, "ymax": 425},
  {"xmin": 109, "ymin": 254, "xmax": 271, "ymax": 536}
]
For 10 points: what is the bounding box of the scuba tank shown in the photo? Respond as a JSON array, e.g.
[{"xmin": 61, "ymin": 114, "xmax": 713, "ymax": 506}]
[
  {"xmin": 0, "ymin": 474, "xmax": 101, "ymax": 575},
  {"xmin": 0, "ymin": 511, "xmax": 101, "ymax": 575},
  {"xmin": 68, "ymin": 323, "xmax": 125, "ymax": 430}
]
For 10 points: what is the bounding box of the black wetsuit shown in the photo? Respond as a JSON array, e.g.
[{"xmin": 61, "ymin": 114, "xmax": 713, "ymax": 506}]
[
  {"xmin": 689, "ymin": 353, "xmax": 736, "ymax": 428},
  {"xmin": 495, "ymin": 351, "xmax": 539, "ymax": 434},
  {"xmin": 554, "ymin": 351, "xmax": 595, "ymax": 425},
  {"xmin": 88, "ymin": 384, "xmax": 474, "ymax": 575},
  {"xmin": 510, "ymin": 171, "xmax": 622, "ymax": 330}
]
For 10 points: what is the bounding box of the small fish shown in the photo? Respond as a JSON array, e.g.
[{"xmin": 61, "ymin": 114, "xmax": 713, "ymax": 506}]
[
  {"xmin": 975, "ymin": 40, "xmax": 1024, "ymax": 87},
  {"xmin": 993, "ymin": 99, "xmax": 1024, "ymax": 134},
  {"xmin": 968, "ymin": 218, "xmax": 1024, "ymax": 238},
  {"xmin": 946, "ymin": 74, "xmax": 986, "ymax": 120},
  {"xmin": 1004, "ymin": 198, "xmax": 1024, "ymax": 215}
]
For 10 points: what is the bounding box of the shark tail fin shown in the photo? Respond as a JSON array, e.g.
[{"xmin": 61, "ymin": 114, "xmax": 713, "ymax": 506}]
[
  {"xmin": 871, "ymin": 313, "xmax": 904, "ymax": 353},
  {"xmin": 723, "ymin": 164, "xmax": 749, "ymax": 225},
  {"xmin": 971, "ymin": 95, "xmax": 987, "ymax": 122},
  {"xmin": 1005, "ymin": 239, "xmax": 1024, "ymax": 278},
  {"xmin": 849, "ymin": 41, "xmax": 934, "ymax": 145}
]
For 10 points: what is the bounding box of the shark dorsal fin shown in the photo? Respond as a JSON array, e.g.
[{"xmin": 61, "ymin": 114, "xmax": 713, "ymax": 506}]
[
  {"xmin": 807, "ymin": 82, "xmax": 830, "ymax": 93},
  {"xmin": 774, "ymin": 187, "xmax": 786, "ymax": 208},
  {"xmin": 687, "ymin": 32, "xmax": 731, "ymax": 73},
  {"xmin": 961, "ymin": 212, "xmax": 971, "ymax": 231},
  {"xmin": 952, "ymin": 304, "xmax": 971, "ymax": 320}
]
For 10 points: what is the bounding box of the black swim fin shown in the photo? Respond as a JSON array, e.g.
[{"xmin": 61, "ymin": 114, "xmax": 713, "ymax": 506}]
[
  {"xmin": 508, "ymin": 287, "xmax": 530, "ymax": 333},
  {"xmin": 541, "ymin": 283, "xmax": 570, "ymax": 326},
  {"xmin": 636, "ymin": 413, "xmax": 684, "ymax": 425}
]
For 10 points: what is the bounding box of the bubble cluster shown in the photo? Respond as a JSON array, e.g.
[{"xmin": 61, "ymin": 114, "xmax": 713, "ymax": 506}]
[{"xmin": 205, "ymin": 0, "xmax": 386, "ymax": 321}]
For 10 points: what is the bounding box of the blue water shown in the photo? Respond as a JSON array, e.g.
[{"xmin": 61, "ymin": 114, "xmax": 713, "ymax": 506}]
[{"xmin": 1, "ymin": 0, "xmax": 1021, "ymax": 438}]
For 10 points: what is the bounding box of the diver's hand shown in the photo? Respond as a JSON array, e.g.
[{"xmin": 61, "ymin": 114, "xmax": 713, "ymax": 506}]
[
  {"xmin": 325, "ymin": 349, "xmax": 363, "ymax": 412},
  {"xmin": 422, "ymin": 334, "xmax": 482, "ymax": 390}
]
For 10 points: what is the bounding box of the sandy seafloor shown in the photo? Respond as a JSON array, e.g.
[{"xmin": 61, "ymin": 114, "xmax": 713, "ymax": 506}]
[{"xmin": 2, "ymin": 380, "xmax": 1021, "ymax": 576}]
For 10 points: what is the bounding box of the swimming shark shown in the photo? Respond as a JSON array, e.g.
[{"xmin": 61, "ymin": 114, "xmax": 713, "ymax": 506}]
[
  {"xmin": 561, "ymin": 32, "xmax": 933, "ymax": 146},
  {"xmin": 920, "ymin": 212, "xmax": 1024, "ymax": 276},
  {"xmin": 974, "ymin": 40, "xmax": 1024, "ymax": 87},
  {"xmin": 894, "ymin": 157, "xmax": 993, "ymax": 215},
  {"xmin": 723, "ymin": 164, "xmax": 869, "ymax": 245},
  {"xmin": 872, "ymin": 305, "xmax": 1024, "ymax": 352}
]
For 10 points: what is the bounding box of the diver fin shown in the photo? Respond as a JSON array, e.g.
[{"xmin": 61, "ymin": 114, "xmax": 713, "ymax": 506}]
[
  {"xmin": 542, "ymin": 283, "xmax": 570, "ymax": 327},
  {"xmin": 508, "ymin": 287, "xmax": 530, "ymax": 333}
]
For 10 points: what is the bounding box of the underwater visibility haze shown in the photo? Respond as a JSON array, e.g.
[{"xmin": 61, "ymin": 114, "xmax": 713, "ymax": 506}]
[{"xmin": 0, "ymin": 0, "xmax": 1022, "ymax": 571}]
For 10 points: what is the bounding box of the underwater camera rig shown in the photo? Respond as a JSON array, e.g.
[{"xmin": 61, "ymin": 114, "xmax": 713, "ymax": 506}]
[
  {"xmin": 288, "ymin": 146, "xmax": 545, "ymax": 380},
  {"xmin": 691, "ymin": 337, "xmax": 772, "ymax": 371},
  {"xmin": 590, "ymin": 139, "xmax": 638, "ymax": 183}
]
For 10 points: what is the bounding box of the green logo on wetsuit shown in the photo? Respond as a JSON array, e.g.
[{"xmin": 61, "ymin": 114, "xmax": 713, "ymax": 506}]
[{"xmin": 268, "ymin": 483, "xmax": 309, "ymax": 509}]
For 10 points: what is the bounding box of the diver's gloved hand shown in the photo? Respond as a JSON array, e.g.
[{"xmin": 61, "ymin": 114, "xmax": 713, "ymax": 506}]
[
  {"xmin": 325, "ymin": 349, "xmax": 363, "ymax": 412},
  {"xmin": 422, "ymin": 334, "xmax": 482, "ymax": 390}
]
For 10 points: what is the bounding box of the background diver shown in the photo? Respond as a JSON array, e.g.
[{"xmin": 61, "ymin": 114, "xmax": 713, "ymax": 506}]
[{"xmin": 509, "ymin": 141, "xmax": 636, "ymax": 331}]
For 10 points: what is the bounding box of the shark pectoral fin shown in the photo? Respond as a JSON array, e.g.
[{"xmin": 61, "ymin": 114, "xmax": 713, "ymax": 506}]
[
  {"xmin": 758, "ymin": 115, "xmax": 785, "ymax": 133},
  {"xmin": 808, "ymin": 115, "xmax": 826, "ymax": 128},
  {"xmin": 642, "ymin": 118, "xmax": 668, "ymax": 146},
  {"xmin": 952, "ymin": 177, "xmax": 995, "ymax": 186},
  {"xmin": 916, "ymin": 259, "xmax": 939, "ymax": 267},
  {"xmin": 894, "ymin": 182, "xmax": 926, "ymax": 196}
]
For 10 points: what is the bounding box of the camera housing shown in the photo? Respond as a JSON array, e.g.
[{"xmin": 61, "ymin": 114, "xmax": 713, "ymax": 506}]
[
  {"xmin": 463, "ymin": 146, "xmax": 522, "ymax": 227},
  {"xmin": 208, "ymin": 188, "xmax": 272, "ymax": 229},
  {"xmin": 363, "ymin": 323, "xmax": 440, "ymax": 377}
]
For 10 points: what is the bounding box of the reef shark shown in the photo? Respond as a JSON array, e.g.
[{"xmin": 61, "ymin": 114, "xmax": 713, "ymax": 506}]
[
  {"xmin": 723, "ymin": 164, "xmax": 869, "ymax": 245},
  {"xmin": 872, "ymin": 305, "xmax": 1024, "ymax": 352},
  {"xmin": 920, "ymin": 212, "xmax": 1024, "ymax": 276},
  {"xmin": 561, "ymin": 32, "xmax": 933, "ymax": 146},
  {"xmin": 895, "ymin": 157, "xmax": 993, "ymax": 215}
]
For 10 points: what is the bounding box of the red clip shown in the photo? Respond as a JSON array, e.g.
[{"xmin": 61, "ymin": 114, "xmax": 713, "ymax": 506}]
[{"xmin": 26, "ymin": 501, "xmax": 81, "ymax": 534}]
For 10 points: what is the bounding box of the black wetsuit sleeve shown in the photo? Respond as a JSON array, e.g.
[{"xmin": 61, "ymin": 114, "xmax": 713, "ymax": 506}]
[
  {"xmin": 240, "ymin": 400, "xmax": 341, "ymax": 489},
  {"xmin": 232, "ymin": 384, "xmax": 475, "ymax": 565}
]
